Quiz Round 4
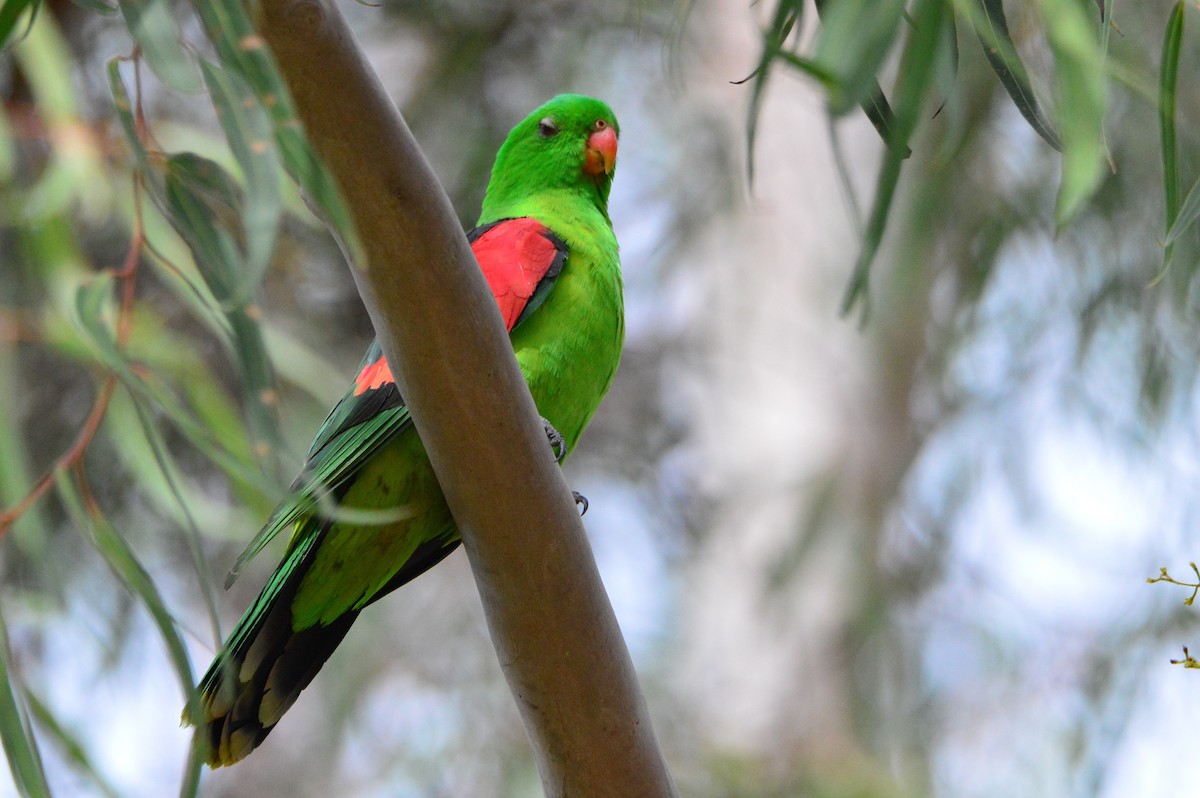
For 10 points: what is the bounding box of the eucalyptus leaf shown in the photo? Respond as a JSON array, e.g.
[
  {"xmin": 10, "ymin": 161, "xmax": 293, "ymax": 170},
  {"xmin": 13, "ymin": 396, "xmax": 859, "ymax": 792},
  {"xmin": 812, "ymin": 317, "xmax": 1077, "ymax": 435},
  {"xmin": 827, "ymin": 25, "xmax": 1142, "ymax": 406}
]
[
  {"xmin": 54, "ymin": 475, "xmax": 196, "ymax": 699},
  {"xmin": 1040, "ymin": 0, "xmax": 1107, "ymax": 226},
  {"xmin": 200, "ymin": 60, "xmax": 283, "ymax": 305},
  {"xmin": 1158, "ymin": 2, "xmax": 1183, "ymax": 268},
  {"xmin": 163, "ymin": 151, "xmax": 286, "ymax": 473},
  {"xmin": 117, "ymin": 0, "xmax": 200, "ymax": 93},
  {"xmin": 188, "ymin": 0, "xmax": 363, "ymax": 267},
  {"xmin": 0, "ymin": 611, "xmax": 51, "ymax": 798},
  {"xmin": 971, "ymin": 0, "xmax": 1063, "ymax": 152},
  {"xmin": 163, "ymin": 152, "xmax": 243, "ymax": 301},
  {"xmin": 813, "ymin": 0, "xmax": 904, "ymax": 117},
  {"xmin": 68, "ymin": 273, "xmax": 278, "ymax": 500},
  {"xmin": 0, "ymin": 0, "xmax": 36, "ymax": 51},
  {"xmin": 842, "ymin": 0, "xmax": 947, "ymax": 317},
  {"xmin": 743, "ymin": 0, "xmax": 806, "ymax": 181}
]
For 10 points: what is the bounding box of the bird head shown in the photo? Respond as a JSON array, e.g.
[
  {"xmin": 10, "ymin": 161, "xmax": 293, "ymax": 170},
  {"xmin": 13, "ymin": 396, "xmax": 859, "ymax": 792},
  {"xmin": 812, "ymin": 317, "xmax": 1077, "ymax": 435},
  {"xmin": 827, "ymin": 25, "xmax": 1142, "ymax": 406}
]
[{"xmin": 481, "ymin": 94, "xmax": 620, "ymax": 220}]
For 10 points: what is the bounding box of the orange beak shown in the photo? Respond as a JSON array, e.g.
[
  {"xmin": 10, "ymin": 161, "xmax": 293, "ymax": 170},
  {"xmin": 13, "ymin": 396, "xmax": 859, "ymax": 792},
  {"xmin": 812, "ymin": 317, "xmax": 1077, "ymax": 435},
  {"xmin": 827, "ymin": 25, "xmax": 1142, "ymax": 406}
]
[{"xmin": 584, "ymin": 126, "xmax": 618, "ymax": 176}]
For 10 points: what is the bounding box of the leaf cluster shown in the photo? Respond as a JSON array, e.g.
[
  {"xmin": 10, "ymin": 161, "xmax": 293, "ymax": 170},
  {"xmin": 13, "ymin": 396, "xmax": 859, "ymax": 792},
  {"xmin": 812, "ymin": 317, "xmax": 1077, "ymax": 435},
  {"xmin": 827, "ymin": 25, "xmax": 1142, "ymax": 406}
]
[
  {"xmin": 0, "ymin": 1, "xmax": 358, "ymax": 795},
  {"xmin": 743, "ymin": 0, "xmax": 1146, "ymax": 317}
]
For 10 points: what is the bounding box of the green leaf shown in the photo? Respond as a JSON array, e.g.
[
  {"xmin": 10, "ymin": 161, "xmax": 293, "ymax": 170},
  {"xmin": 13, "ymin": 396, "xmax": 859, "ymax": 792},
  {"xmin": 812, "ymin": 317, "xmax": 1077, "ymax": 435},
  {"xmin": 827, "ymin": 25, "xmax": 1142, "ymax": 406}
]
[
  {"xmin": 969, "ymin": 0, "xmax": 1063, "ymax": 152},
  {"xmin": 1040, "ymin": 0, "xmax": 1108, "ymax": 226},
  {"xmin": 859, "ymin": 85, "xmax": 911, "ymax": 159},
  {"xmin": 742, "ymin": 0, "xmax": 806, "ymax": 180},
  {"xmin": 813, "ymin": 0, "xmax": 904, "ymax": 117},
  {"xmin": 163, "ymin": 152, "xmax": 286, "ymax": 473},
  {"xmin": 1158, "ymin": 2, "xmax": 1183, "ymax": 268},
  {"xmin": 0, "ymin": 610, "xmax": 51, "ymax": 798},
  {"xmin": 188, "ymin": 0, "xmax": 363, "ymax": 267},
  {"xmin": 54, "ymin": 474, "xmax": 196, "ymax": 699},
  {"xmin": 117, "ymin": 0, "xmax": 201, "ymax": 93},
  {"xmin": 118, "ymin": 390, "xmax": 224, "ymax": 653},
  {"xmin": 68, "ymin": 275, "xmax": 279, "ymax": 501},
  {"xmin": 841, "ymin": 0, "xmax": 947, "ymax": 317},
  {"xmin": 123, "ymin": 187, "xmax": 231, "ymax": 341},
  {"xmin": 813, "ymin": 0, "xmax": 909, "ymax": 157},
  {"xmin": 0, "ymin": 0, "xmax": 36, "ymax": 51},
  {"xmin": 200, "ymin": 59, "xmax": 283, "ymax": 304},
  {"xmin": 163, "ymin": 152, "xmax": 243, "ymax": 301},
  {"xmin": 54, "ymin": 477, "xmax": 208, "ymax": 798}
]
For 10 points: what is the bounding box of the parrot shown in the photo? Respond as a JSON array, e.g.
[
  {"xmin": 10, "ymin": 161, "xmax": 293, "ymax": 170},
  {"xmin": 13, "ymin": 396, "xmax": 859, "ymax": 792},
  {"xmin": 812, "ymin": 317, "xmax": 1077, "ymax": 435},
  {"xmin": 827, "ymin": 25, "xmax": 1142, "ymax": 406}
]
[{"xmin": 186, "ymin": 94, "xmax": 623, "ymax": 767}]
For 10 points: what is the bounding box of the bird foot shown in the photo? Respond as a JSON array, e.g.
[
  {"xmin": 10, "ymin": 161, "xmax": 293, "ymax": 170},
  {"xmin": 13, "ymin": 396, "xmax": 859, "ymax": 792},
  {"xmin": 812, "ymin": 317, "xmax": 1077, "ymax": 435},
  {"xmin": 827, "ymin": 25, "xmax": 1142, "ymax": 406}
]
[
  {"xmin": 572, "ymin": 491, "xmax": 589, "ymax": 516},
  {"xmin": 542, "ymin": 417, "xmax": 567, "ymax": 463}
]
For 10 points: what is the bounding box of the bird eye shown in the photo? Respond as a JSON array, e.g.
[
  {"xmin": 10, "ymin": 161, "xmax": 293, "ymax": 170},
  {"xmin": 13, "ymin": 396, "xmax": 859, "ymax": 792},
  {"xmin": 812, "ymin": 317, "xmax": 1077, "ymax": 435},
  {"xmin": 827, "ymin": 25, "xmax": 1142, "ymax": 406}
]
[
  {"xmin": 593, "ymin": 119, "xmax": 608, "ymax": 131},
  {"xmin": 537, "ymin": 118, "xmax": 559, "ymax": 138}
]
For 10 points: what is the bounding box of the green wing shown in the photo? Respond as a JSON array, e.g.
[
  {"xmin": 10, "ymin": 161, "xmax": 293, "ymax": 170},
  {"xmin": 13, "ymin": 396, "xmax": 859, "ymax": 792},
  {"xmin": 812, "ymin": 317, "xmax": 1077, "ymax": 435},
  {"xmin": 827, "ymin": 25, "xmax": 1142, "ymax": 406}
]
[{"xmin": 225, "ymin": 340, "xmax": 411, "ymax": 586}]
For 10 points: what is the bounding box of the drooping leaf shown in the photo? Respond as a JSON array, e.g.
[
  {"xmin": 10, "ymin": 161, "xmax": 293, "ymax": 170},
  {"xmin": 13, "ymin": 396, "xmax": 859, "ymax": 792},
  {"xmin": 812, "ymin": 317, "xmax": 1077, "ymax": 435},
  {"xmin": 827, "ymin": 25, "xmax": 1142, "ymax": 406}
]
[
  {"xmin": 1040, "ymin": 0, "xmax": 1107, "ymax": 226},
  {"xmin": 200, "ymin": 59, "xmax": 283, "ymax": 304},
  {"xmin": 163, "ymin": 152, "xmax": 243, "ymax": 299},
  {"xmin": 841, "ymin": 0, "xmax": 948, "ymax": 317},
  {"xmin": 54, "ymin": 474, "xmax": 196, "ymax": 699},
  {"xmin": 1158, "ymin": 2, "xmax": 1183, "ymax": 268},
  {"xmin": 0, "ymin": 0, "xmax": 36, "ymax": 51},
  {"xmin": 0, "ymin": 611, "xmax": 51, "ymax": 798},
  {"xmin": 163, "ymin": 152, "xmax": 285, "ymax": 474},
  {"xmin": 858, "ymin": 85, "xmax": 911, "ymax": 159},
  {"xmin": 68, "ymin": 274, "xmax": 278, "ymax": 500},
  {"xmin": 120, "ymin": 389, "xmax": 224, "ymax": 652},
  {"xmin": 813, "ymin": 0, "xmax": 904, "ymax": 117},
  {"xmin": 188, "ymin": 0, "xmax": 363, "ymax": 266},
  {"xmin": 117, "ymin": 0, "xmax": 200, "ymax": 93},
  {"xmin": 54, "ymin": 472, "xmax": 203, "ymax": 798},
  {"xmin": 814, "ymin": 0, "xmax": 910, "ymax": 157},
  {"xmin": 741, "ymin": 0, "xmax": 806, "ymax": 181},
  {"xmin": 971, "ymin": 0, "xmax": 1064, "ymax": 152},
  {"xmin": 122, "ymin": 186, "xmax": 231, "ymax": 341}
]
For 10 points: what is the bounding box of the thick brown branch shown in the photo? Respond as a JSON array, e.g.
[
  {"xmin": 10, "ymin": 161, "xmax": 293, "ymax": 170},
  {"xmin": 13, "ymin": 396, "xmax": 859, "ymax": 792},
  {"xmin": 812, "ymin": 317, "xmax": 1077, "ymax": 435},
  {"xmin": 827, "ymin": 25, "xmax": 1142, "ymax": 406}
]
[{"xmin": 254, "ymin": 2, "xmax": 676, "ymax": 795}]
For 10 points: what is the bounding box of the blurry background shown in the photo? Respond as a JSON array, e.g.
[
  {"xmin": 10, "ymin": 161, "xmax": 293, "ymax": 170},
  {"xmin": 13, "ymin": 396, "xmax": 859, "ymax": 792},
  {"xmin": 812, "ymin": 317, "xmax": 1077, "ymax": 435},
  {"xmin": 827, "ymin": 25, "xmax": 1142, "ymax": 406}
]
[{"xmin": 2, "ymin": 0, "xmax": 1199, "ymax": 796}]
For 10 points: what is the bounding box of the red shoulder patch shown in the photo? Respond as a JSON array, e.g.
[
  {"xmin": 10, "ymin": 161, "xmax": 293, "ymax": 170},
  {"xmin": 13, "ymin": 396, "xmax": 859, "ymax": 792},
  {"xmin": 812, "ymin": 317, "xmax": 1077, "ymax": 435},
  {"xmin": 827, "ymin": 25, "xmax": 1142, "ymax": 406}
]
[
  {"xmin": 354, "ymin": 356, "xmax": 394, "ymax": 396},
  {"xmin": 470, "ymin": 218, "xmax": 562, "ymax": 331},
  {"xmin": 351, "ymin": 219, "xmax": 562, "ymax": 397}
]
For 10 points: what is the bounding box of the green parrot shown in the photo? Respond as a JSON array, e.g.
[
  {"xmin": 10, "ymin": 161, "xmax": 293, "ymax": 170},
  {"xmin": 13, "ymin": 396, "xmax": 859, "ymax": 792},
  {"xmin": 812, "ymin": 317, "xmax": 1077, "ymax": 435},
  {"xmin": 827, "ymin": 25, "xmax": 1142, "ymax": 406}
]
[{"xmin": 187, "ymin": 94, "xmax": 623, "ymax": 767}]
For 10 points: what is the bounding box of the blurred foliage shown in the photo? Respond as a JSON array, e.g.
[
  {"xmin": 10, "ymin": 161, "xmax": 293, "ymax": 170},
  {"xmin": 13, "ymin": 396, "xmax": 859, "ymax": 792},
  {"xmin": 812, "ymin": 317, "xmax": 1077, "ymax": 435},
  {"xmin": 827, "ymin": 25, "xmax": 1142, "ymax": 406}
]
[
  {"xmin": 0, "ymin": 0, "xmax": 349, "ymax": 794},
  {"xmin": 748, "ymin": 0, "xmax": 1119, "ymax": 315},
  {"xmin": 1, "ymin": 0, "xmax": 1199, "ymax": 796}
]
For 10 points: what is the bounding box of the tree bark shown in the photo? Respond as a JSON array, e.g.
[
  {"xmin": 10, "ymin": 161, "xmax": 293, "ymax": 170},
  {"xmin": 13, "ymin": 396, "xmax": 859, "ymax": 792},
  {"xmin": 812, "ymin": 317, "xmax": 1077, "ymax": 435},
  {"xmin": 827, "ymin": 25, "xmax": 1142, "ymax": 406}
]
[{"xmin": 253, "ymin": 2, "xmax": 677, "ymax": 795}]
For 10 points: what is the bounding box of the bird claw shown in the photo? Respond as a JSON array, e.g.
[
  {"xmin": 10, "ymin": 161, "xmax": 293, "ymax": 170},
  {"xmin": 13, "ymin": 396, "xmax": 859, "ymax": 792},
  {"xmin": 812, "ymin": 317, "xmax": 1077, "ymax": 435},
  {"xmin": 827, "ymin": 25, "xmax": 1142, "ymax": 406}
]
[
  {"xmin": 542, "ymin": 417, "xmax": 567, "ymax": 463},
  {"xmin": 540, "ymin": 419, "xmax": 583, "ymax": 513}
]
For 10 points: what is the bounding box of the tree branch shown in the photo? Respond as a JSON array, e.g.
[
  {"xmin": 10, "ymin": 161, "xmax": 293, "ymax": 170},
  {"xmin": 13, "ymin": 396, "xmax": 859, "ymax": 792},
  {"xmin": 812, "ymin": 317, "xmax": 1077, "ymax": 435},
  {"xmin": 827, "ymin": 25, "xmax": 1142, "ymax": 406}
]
[{"xmin": 253, "ymin": 2, "xmax": 677, "ymax": 794}]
